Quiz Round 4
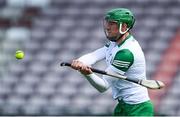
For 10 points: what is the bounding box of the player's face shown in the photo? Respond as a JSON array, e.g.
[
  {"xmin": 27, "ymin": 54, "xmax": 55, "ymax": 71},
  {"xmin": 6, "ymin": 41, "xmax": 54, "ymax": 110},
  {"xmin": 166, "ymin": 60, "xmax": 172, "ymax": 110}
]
[{"xmin": 103, "ymin": 20, "xmax": 119, "ymax": 38}]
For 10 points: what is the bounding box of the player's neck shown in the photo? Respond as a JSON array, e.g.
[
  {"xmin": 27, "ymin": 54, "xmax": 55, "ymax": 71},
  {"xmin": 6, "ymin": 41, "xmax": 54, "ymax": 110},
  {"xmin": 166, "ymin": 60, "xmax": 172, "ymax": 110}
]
[{"xmin": 116, "ymin": 32, "xmax": 129, "ymax": 45}]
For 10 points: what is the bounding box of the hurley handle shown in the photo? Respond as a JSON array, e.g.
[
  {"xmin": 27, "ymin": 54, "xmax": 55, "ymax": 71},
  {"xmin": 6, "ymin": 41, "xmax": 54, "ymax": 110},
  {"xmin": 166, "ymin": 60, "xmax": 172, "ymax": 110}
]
[{"xmin": 60, "ymin": 62, "xmax": 107, "ymax": 74}]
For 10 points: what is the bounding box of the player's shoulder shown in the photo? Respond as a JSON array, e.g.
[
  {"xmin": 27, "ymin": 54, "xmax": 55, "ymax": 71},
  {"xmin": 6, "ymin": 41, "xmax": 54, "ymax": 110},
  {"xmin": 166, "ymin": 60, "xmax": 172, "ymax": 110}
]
[{"xmin": 119, "ymin": 35, "xmax": 142, "ymax": 53}]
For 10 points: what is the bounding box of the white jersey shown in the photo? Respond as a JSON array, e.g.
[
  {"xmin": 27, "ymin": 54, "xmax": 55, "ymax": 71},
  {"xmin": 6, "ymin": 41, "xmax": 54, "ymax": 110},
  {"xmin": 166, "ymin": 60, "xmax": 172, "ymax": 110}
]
[{"xmin": 78, "ymin": 34, "xmax": 149, "ymax": 104}]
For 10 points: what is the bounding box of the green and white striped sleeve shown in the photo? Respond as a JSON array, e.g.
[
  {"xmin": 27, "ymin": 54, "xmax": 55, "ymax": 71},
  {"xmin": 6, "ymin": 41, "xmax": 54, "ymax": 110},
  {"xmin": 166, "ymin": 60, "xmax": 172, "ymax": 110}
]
[{"xmin": 111, "ymin": 49, "xmax": 134, "ymax": 73}]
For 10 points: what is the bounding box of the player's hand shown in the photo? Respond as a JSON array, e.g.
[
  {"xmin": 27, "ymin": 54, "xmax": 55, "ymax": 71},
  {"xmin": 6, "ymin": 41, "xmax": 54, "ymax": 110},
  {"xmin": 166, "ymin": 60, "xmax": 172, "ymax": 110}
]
[{"xmin": 71, "ymin": 60, "xmax": 92, "ymax": 75}]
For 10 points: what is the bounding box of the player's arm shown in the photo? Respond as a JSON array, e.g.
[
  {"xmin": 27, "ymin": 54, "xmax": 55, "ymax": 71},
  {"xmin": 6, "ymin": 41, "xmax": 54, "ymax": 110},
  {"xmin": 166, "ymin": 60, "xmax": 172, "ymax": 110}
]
[
  {"xmin": 83, "ymin": 73, "xmax": 110, "ymax": 93},
  {"xmin": 71, "ymin": 46, "xmax": 107, "ymax": 73},
  {"xmin": 71, "ymin": 60, "xmax": 110, "ymax": 93},
  {"xmin": 77, "ymin": 46, "xmax": 107, "ymax": 65},
  {"xmin": 71, "ymin": 45, "xmax": 110, "ymax": 92}
]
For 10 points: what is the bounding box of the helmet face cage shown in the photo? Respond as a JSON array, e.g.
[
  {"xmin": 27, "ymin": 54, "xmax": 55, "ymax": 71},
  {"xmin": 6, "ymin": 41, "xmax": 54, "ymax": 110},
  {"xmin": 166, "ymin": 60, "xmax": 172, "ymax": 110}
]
[{"xmin": 103, "ymin": 19, "xmax": 119, "ymax": 41}]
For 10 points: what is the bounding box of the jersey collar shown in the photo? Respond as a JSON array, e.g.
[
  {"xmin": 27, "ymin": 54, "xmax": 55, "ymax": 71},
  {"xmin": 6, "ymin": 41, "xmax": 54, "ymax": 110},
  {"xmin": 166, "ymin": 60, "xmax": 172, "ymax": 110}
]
[{"xmin": 118, "ymin": 34, "xmax": 132, "ymax": 47}]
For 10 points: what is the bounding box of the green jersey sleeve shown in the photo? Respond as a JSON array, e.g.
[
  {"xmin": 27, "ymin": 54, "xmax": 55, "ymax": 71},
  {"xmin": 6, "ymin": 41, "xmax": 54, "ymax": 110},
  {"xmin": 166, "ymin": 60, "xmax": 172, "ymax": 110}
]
[{"xmin": 112, "ymin": 49, "xmax": 134, "ymax": 72}]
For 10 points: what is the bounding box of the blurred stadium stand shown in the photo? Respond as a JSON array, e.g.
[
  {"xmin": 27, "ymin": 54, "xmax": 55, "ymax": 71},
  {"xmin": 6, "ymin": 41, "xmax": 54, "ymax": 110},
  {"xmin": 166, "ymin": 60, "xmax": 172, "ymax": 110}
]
[{"xmin": 0, "ymin": 0, "xmax": 180, "ymax": 116}]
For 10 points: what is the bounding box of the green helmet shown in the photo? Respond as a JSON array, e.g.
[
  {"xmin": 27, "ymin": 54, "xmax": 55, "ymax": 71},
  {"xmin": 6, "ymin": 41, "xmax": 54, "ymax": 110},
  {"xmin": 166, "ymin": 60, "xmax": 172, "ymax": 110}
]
[{"xmin": 105, "ymin": 8, "xmax": 135, "ymax": 29}]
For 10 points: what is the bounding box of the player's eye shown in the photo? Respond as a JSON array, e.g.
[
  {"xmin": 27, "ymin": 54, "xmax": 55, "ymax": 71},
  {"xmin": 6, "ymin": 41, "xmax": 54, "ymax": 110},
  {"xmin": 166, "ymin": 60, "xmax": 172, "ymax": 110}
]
[{"xmin": 104, "ymin": 21, "xmax": 116, "ymax": 27}]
